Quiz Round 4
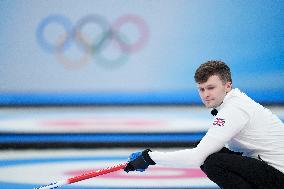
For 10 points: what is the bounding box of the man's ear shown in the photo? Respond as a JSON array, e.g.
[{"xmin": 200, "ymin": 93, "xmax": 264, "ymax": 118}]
[{"xmin": 225, "ymin": 82, "xmax": 232, "ymax": 92}]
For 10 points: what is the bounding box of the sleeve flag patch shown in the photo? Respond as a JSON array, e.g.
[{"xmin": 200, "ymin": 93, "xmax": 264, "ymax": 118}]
[{"xmin": 213, "ymin": 118, "xmax": 225, "ymax": 127}]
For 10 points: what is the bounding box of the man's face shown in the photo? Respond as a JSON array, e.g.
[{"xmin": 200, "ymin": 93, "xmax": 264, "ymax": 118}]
[{"xmin": 197, "ymin": 75, "xmax": 232, "ymax": 108}]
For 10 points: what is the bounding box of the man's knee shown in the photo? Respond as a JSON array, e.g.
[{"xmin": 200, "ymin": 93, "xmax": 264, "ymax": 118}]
[
  {"xmin": 201, "ymin": 148, "xmax": 242, "ymax": 172},
  {"xmin": 200, "ymin": 152, "xmax": 224, "ymax": 175}
]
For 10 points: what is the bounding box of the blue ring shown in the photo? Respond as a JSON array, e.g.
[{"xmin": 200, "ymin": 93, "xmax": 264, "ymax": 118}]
[
  {"xmin": 0, "ymin": 156, "xmax": 126, "ymax": 167},
  {"xmin": 0, "ymin": 156, "xmax": 126, "ymax": 189},
  {"xmin": 0, "ymin": 156, "xmax": 216, "ymax": 189},
  {"xmin": 36, "ymin": 15, "xmax": 73, "ymax": 53}
]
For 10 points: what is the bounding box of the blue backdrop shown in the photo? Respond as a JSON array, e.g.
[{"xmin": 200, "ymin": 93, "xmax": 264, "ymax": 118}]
[{"xmin": 0, "ymin": 0, "xmax": 283, "ymax": 105}]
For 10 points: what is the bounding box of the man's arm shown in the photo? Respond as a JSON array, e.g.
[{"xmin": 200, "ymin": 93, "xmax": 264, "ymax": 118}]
[
  {"xmin": 125, "ymin": 106, "xmax": 249, "ymax": 171},
  {"xmin": 150, "ymin": 106, "xmax": 249, "ymax": 168},
  {"xmin": 149, "ymin": 133, "xmax": 226, "ymax": 168}
]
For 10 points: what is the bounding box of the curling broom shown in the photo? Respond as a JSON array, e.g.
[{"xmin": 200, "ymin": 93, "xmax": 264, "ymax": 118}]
[{"xmin": 34, "ymin": 162, "xmax": 128, "ymax": 189}]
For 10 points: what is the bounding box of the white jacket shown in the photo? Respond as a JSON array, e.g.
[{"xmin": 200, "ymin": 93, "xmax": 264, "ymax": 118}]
[{"xmin": 150, "ymin": 88, "xmax": 284, "ymax": 173}]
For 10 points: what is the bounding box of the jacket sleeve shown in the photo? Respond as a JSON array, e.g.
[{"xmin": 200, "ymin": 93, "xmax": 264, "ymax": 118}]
[
  {"xmin": 149, "ymin": 133, "xmax": 226, "ymax": 168},
  {"xmin": 149, "ymin": 106, "xmax": 249, "ymax": 168}
]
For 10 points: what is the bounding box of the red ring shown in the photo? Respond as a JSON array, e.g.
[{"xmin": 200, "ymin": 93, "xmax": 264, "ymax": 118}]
[
  {"xmin": 112, "ymin": 14, "xmax": 149, "ymax": 53},
  {"xmin": 66, "ymin": 167, "xmax": 207, "ymax": 179}
]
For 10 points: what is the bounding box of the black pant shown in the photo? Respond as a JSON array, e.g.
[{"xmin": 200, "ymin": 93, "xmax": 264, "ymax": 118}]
[{"xmin": 200, "ymin": 148, "xmax": 284, "ymax": 189}]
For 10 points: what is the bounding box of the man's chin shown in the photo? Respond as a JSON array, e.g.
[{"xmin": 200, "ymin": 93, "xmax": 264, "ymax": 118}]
[
  {"xmin": 206, "ymin": 105, "xmax": 215, "ymax": 109},
  {"xmin": 204, "ymin": 103, "xmax": 216, "ymax": 109}
]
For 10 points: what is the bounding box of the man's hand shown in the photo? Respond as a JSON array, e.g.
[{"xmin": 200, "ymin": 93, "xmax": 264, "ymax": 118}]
[{"xmin": 124, "ymin": 149, "xmax": 156, "ymax": 172}]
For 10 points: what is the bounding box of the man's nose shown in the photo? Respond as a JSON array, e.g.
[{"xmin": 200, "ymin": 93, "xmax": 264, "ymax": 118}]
[{"xmin": 203, "ymin": 90, "xmax": 210, "ymax": 98}]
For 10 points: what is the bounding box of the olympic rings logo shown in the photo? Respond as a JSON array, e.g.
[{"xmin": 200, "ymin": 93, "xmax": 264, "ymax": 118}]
[{"xmin": 36, "ymin": 14, "xmax": 149, "ymax": 69}]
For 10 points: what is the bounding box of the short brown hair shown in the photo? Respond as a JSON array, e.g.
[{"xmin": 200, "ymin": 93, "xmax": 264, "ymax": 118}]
[{"xmin": 194, "ymin": 60, "xmax": 232, "ymax": 84}]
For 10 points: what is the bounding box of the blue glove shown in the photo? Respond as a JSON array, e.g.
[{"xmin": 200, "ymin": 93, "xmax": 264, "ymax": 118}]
[{"xmin": 124, "ymin": 149, "xmax": 156, "ymax": 172}]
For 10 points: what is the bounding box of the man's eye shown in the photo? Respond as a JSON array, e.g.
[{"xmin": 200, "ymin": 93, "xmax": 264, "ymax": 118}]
[
  {"xmin": 199, "ymin": 88, "xmax": 204, "ymax": 92},
  {"xmin": 207, "ymin": 87, "xmax": 214, "ymax": 90}
]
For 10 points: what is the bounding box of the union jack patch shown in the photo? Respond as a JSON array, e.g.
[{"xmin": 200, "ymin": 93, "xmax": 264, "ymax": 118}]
[{"xmin": 213, "ymin": 118, "xmax": 225, "ymax": 127}]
